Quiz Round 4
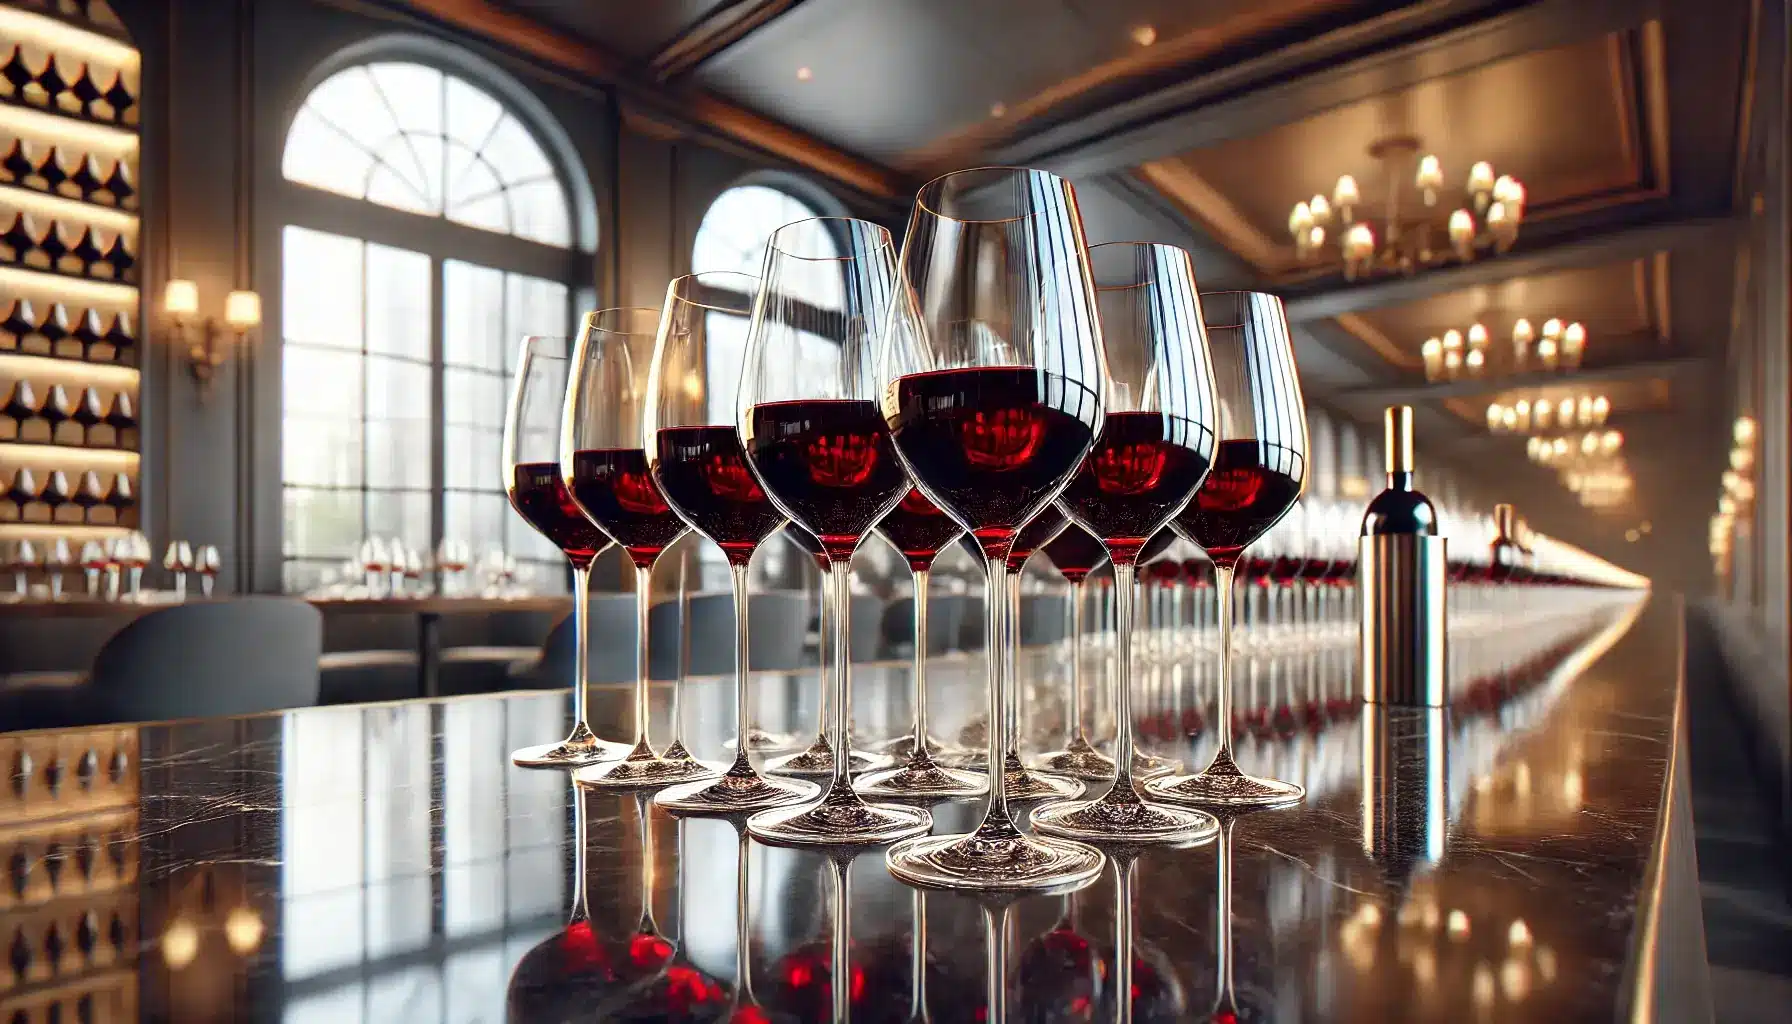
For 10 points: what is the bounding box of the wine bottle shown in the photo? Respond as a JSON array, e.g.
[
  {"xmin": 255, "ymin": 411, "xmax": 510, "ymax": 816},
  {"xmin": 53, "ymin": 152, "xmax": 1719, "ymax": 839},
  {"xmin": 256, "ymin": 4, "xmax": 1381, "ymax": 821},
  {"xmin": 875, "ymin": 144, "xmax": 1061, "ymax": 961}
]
[
  {"xmin": 49, "ymin": 150, "xmax": 83, "ymax": 200},
  {"xmin": 72, "ymin": 308, "xmax": 105, "ymax": 359},
  {"xmin": 0, "ymin": 213, "xmax": 34, "ymax": 264},
  {"xmin": 38, "ymin": 303, "xmax": 73, "ymax": 359},
  {"xmin": 1361, "ymin": 406, "xmax": 1437, "ymax": 535},
  {"xmin": 51, "ymin": 224, "xmax": 84, "ymax": 276},
  {"xmin": 103, "ymin": 390, "xmax": 135, "ymax": 448},
  {"xmin": 0, "ymin": 45, "xmax": 31, "ymax": 99},
  {"xmin": 18, "ymin": 51, "xmax": 50, "ymax": 107},
  {"xmin": 32, "ymin": 219, "xmax": 67, "ymax": 272},
  {"xmin": 70, "ymin": 228, "xmax": 105, "ymax": 277},
  {"xmin": 0, "ymin": 470, "xmax": 20, "ymax": 522},
  {"xmin": 99, "ymin": 232, "xmax": 134, "ymax": 282},
  {"xmin": 0, "ymin": 139, "xmax": 33, "ymax": 185},
  {"xmin": 72, "ymin": 470, "xmax": 105, "ymax": 520},
  {"xmin": 69, "ymin": 63, "xmax": 103, "ymax": 120},
  {"xmin": 72, "ymin": 386, "xmax": 103, "ymax": 440},
  {"xmin": 102, "ymin": 311, "xmax": 134, "ymax": 362},
  {"xmin": 39, "ymin": 383, "xmax": 78, "ymax": 445},
  {"xmin": 36, "ymin": 57, "xmax": 69, "ymax": 113},
  {"xmin": 0, "ymin": 298, "xmax": 35, "ymax": 351},
  {"xmin": 4, "ymin": 467, "xmax": 36, "ymax": 519},
  {"xmin": 70, "ymin": 155, "xmax": 105, "ymax": 202},
  {"xmin": 101, "ymin": 161, "xmax": 134, "ymax": 211},
  {"xmin": 101, "ymin": 73, "xmax": 134, "ymax": 126},
  {"xmin": 1, "ymin": 379, "xmax": 36, "ymax": 442},
  {"xmin": 107, "ymin": 472, "xmax": 134, "ymax": 514},
  {"xmin": 39, "ymin": 469, "xmax": 70, "ymax": 507}
]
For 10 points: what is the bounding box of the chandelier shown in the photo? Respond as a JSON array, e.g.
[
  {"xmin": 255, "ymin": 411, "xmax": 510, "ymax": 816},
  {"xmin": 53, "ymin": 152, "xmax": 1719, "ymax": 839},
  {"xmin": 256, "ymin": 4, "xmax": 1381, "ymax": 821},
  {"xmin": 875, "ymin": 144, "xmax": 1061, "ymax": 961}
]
[
  {"xmin": 1485, "ymin": 393, "xmax": 1610, "ymax": 434},
  {"xmin": 1526, "ymin": 431, "xmax": 1629, "ymax": 508},
  {"xmin": 1422, "ymin": 317, "xmax": 1585, "ymax": 381},
  {"xmin": 1526, "ymin": 430, "xmax": 1623, "ymax": 464},
  {"xmin": 1289, "ymin": 137, "xmax": 1525, "ymax": 280}
]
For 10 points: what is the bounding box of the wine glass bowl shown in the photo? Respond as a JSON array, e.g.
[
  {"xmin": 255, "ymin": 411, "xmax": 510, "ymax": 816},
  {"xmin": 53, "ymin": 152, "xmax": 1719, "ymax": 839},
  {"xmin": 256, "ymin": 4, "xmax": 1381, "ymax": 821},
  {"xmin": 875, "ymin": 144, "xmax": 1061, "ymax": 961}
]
[
  {"xmin": 647, "ymin": 271, "xmax": 819, "ymax": 815},
  {"xmin": 739, "ymin": 216, "xmax": 931, "ymax": 846},
  {"xmin": 504, "ymin": 333, "xmax": 630, "ymax": 770},
  {"xmin": 880, "ymin": 166, "xmax": 1106, "ymax": 892},
  {"xmin": 567, "ymin": 310, "xmax": 721, "ymax": 789},
  {"xmin": 1147, "ymin": 291, "xmax": 1308, "ymax": 810},
  {"xmin": 1030, "ymin": 241, "xmax": 1220, "ymax": 847}
]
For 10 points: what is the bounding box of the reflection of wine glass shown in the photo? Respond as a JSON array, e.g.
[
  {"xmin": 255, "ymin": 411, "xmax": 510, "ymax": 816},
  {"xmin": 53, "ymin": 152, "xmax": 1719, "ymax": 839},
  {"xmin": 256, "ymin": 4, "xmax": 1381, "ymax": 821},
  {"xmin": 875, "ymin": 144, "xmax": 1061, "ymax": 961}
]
[
  {"xmin": 79, "ymin": 539, "xmax": 105, "ymax": 597},
  {"xmin": 358, "ymin": 536, "xmax": 388, "ymax": 598},
  {"xmin": 882, "ymin": 166, "xmax": 1106, "ymax": 892},
  {"xmin": 1149, "ymin": 293, "xmax": 1308, "ymax": 810},
  {"xmin": 739, "ymin": 217, "xmax": 930, "ymax": 847},
  {"xmin": 196, "ymin": 544, "xmax": 221, "ymax": 598},
  {"xmin": 1033, "ymin": 241, "xmax": 1220, "ymax": 847},
  {"xmin": 163, "ymin": 540, "xmax": 191, "ymax": 601},
  {"xmin": 1016, "ymin": 887, "xmax": 1104, "ymax": 1021},
  {"xmin": 1035, "ymin": 524, "xmax": 1115, "ymax": 780},
  {"xmin": 436, "ymin": 537, "xmax": 470, "ymax": 595},
  {"xmin": 1104, "ymin": 850, "xmax": 1190, "ymax": 1024},
  {"xmin": 8, "ymin": 539, "xmax": 36, "ymax": 598},
  {"xmin": 504, "ymin": 333, "xmax": 628, "ymax": 769},
  {"xmin": 857, "ymin": 484, "xmax": 986, "ymax": 800},
  {"xmin": 46, "ymin": 536, "xmax": 72, "ymax": 601},
  {"xmin": 650, "ymin": 271, "xmax": 816, "ymax": 815},
  {"xmin": 568, "ymin": 309, "xmax": 720, "ymax": 789}
]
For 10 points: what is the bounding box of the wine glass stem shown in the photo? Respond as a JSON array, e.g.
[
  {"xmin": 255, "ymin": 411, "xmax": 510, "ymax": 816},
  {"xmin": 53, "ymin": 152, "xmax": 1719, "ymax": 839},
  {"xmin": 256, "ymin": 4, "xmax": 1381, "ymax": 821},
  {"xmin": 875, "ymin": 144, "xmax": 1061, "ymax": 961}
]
[
  {"xmin": 637, "ymin": 794, "xmax": 657, "ymax": 935},
  {"xmin": 910, "ymin": 568, "xmax": 931, "ymax": 759},
  {"xmin": 633, "ymin": 564, "xmax": 655, "ymax": 753},
  {"xmin": 571, "ymin": 565, "xmax": 592, "ymax": 730},
  {"xmin": 1214, "ymin": 564, "xmax": 1237, "ymax": 766},
  {"xmin": 729, "ymin": 564, "xmax": 754, "ymax": 773},
  {"xmin": 1217, "ymin": 817, "xmax": 1236, "ymax": 1011},
  {"xmin": 816, "ymin": 583, "xmax": 832, "ymax": 745},
  {"xmin": 981, "ymin": 556, "xmax": 1014, "ymax": 832},
  {"xmin": 825, "ymin": 565, "xmax": 854, "ymax": 796},
  {"xmin": 831, "ymin": 856, "xmax": 852, "ymax": 1024},
  {"xmin": 569, "ymin": 784, "xmax": 589, "ymax": 923},
  {"xmin": 909, "ymin": 889, "xmax": 927, "ymax": 1017},
  {"xmin": 734, "ymin": 828, "xmax": 753, "ymax": 1003},
  {"xmin": 1069, "ymin": 581, "xmax": 1085, "ymax": 743},
  {"xmin": 1115, "ymin": 857, "xmax": 1135, "ymax": 1024},
  {"xmin": 982, "ymin": 904, "xmax": 1009, "ymax": 1024},
  {"xmin": 1004, "ymin": 569, "xmax": 1022, "ymax": 757},
  {"xmin": 1111, "ymin": 561, "xmax": 1139, "ymax": 800}
]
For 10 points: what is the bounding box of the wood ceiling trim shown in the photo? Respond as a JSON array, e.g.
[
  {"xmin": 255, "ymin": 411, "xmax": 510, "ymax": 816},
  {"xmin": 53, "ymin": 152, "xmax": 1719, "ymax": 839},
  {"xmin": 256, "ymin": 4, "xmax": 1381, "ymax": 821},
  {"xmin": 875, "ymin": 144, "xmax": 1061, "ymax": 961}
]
[
  {"xmin": 399, "ymin": 0, "xmax": 904, "ymax": 198},
  {"xmin": 648, "ymin": 0, "xmax": 806, "ymax": 83},
  {"xmin": 1337, "ymin": 348, "xmax": 1706, "ymax": 403},
  {"xmin": 1335, "ymin": 312, "xmax": 1422, "ymax": 371},
  {"xmin": 1132, "ymin": 161, "xmax": 1295, "ymax": 276}
]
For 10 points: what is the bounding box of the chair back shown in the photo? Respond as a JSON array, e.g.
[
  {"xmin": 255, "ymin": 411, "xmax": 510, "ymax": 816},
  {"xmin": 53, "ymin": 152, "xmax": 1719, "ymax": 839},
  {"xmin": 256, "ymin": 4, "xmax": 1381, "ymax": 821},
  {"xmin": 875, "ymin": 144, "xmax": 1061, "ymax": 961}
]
[
  {"xmin": 88, "ymin": 598, "xmax": 322, "ymax": 723},
  {"xmin": 674, "ymin": 593, "xmax": 808, "ymax": 676}
]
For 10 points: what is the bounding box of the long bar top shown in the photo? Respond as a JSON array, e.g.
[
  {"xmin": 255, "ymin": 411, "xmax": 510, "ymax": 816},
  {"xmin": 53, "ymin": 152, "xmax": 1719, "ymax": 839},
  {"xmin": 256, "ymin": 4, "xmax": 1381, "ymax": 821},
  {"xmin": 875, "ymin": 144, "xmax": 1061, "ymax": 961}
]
[{"xmin": 0, "ymin": 593, "xmax": 1701, "ymax": 1022}]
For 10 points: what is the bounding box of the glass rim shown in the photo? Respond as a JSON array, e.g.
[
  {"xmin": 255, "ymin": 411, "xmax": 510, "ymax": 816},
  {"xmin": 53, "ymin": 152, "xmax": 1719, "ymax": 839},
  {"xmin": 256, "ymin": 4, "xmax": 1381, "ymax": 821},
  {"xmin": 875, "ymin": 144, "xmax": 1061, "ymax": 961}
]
[
  {"xmin": 765, "ymin": 216, "xmax": 893, "ymax": 262},
  {"xmin": 666, "ymin": 270, "xmax": 759, "ymax": 314},
  {"xmin": 1089, "ymin": 240, "xmax": 1193, "ymax": 292},
  {"xmin": 913, "ymin": 165, "xmax": 1072, "ymax": 225},
  {"xmin": 1197, "ymin": 289, "xmax": 1284, "ymax": 331},
  {"xmin": 580, "ymin": 306, "xmax": 662, "ymax": 338}
]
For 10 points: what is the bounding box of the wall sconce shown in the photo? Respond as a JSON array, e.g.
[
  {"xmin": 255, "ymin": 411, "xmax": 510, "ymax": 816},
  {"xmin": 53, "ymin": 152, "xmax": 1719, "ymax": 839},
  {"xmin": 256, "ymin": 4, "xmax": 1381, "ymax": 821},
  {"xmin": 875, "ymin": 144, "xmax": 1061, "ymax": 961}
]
[{"xmin": 164, "ymin": 279, "xmax": 261, "ymax": 401}]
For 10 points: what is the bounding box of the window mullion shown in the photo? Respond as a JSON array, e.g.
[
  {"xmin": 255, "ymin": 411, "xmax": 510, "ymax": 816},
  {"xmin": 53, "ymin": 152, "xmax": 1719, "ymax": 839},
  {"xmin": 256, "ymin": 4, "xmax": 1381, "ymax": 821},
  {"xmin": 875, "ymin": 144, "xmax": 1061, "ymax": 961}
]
[{"xmin": 430, "ymin": 256, "xmax": 446, "ymax": 559}]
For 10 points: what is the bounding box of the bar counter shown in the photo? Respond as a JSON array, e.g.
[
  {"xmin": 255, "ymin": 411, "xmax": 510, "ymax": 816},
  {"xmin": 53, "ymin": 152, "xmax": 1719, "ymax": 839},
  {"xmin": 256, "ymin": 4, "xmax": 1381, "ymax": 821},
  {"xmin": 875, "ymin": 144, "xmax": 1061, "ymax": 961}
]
[{"xmin": 0, "ymin": 593, "xmax": 1702, "ymax": 1022}]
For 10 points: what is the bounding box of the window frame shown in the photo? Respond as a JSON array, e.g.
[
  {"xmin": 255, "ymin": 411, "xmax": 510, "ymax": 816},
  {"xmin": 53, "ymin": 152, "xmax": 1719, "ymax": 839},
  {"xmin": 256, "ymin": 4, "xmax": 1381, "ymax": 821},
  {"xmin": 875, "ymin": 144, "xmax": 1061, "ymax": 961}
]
[{"xmin": 275, "ymin": 52, "xmax": 592, "ymax": 593}]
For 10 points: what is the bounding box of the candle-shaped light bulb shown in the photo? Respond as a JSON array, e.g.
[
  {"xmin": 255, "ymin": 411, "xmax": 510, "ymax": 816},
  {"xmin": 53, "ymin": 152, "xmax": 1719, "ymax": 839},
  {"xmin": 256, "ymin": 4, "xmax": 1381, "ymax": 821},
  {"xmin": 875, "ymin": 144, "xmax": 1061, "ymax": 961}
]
[
  {"xmin": 1576, "ymin": 395, "xmax": 1594, "ymax": 424},
  {"xmin": 1415, "ymin": 154, "xmax": 1443, "ymax": 203},
  {"xmin": 1468, "ymin": 161, "xmax": 1495, "ymax": 195},
  {"xmin": 1735, "ymin": 416, "xmax": 1757, "ymax": 444},
  {"xmin": 1344, "ymin": 222, "xmax": 1375, "ymax": 260},
  {"xmin": 1534, "ymin": 399, "xmax": 1553, "ymax": 427},
  {"xmin": 1465, "ymin": 348, "xmax": 1485, "ymax": 372},
  {"xmin": 1486, "ymin": 402, "xmax": 1505, "ymax": 431},
  {"xmin": 1448, "ymin": 208, "xmax": 1475, "ymax": 249},
  {"xmin": 1602, "ymin": 430, "xmax": 1621, "ymax": 454},
  {"xmin": 1442, "ymin": 329, "xmax": 1463, "ymax": 352},
  {"xmin": 1514, "ymin": 399, "xmax": 1531, "ymax": 430},
  {"xmin": 1333, "ymin": 174, "xmax": 1360, "ymax": 215},
  {"xmin": 1467, "ymin": 322, "xmax": 1489, "ymax": 349},
  {"xmin": 1563, "ymin": 321, "xmax": 1586, "ymax": 353},
  {"xmin": 1290, "ymin": 201, "xmax": 1313, "ymax": 238},
  {"xmin": 1308, "ymin": 225, "xmax": 1326, "ymax": 250},
  {"xmin": 1581, "ymin": 432, "xmax": 1599, "ymax": 456},
  {"xmin": 1537, "ymin": 338, "xmax": 1558, "ymax": 368},
  {"xmin": 1542, "ymin": 318, "xmax": 1563, "ymax": 340},
  {"xmin": 1512, "ymin": 318, "xmax": 1535, "ymax": 345},
  {"xmin": 1309, "ymin": 194, "xmax": 1331, "ymax": 223},
  {"xmin": 1591, "ymin": 395, "xmax": 1610, "ymax": 424}
]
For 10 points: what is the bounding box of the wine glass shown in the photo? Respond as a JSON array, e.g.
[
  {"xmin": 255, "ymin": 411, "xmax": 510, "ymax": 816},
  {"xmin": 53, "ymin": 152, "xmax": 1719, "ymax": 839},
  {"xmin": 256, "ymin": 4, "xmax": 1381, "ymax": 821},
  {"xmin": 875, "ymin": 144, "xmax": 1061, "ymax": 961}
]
[
  {"xmin": 880, "ymin": 166, "xmax": 1106, "ymax": 892},
  {"xmin": 647, "ymin": 271, "xmax": 818, "ymax": 815},
  {"xmin": 1146, "ymin": 292, "xmax": 1308, "ymax": 809},
  {"xmin": 564, "ymin": 310, "xmax": 720, "ymax": 789},
  {"xmin": 502, "ymin": 334, "xmax": 630, "ymax": 769},
  {"xmin": 357, "ymin": 536, "xmax": 388, "ymax": 598},
  {"xmin": 991, "ymin": 506, "xmax": 1087, "ymax": 800},
  {"xmin": 437, "ymin": 537, "xmax": 470, "ymax": 595},
  {"xmin": 1034, "ymin": 524, "xmax": 1114, "ymax": 779},
  {"xmin": 196, "ymin": 544, "xmax": 221, "ymax": 598},
  {"xmin": 79, "ymin": 539, "xmax": 105, "ymax": 597},
  {"xmin": 45, "ymin": 536, "xmax": 72, "ymax": 601},
  {"xmin": 1032, "ymin": 241, "xmax": 1221, "ymax": 845},
  {"xmin": 855, "ymin": 484, "xmax": 986, "ymax": 799},
  {"xmin": 9, "ymin": 539, "xmax": 35, "ymax": 598},
  {"xmin": 738, "ymin": 216, "xmax": 931, "ymax": 846}
]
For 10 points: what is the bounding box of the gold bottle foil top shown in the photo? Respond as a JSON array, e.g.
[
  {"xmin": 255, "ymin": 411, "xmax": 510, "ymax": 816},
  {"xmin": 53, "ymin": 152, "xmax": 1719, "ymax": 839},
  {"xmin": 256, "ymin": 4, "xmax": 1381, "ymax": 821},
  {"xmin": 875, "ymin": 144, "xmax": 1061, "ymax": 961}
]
[{"xmin": 1384, "ymin": 405, "xmax": 1415, "ymax": 475}]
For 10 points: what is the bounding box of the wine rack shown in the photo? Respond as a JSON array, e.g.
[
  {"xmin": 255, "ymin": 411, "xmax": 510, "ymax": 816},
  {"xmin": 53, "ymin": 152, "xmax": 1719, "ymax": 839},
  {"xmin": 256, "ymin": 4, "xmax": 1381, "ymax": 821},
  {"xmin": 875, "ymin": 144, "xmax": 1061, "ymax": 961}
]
[{"xmin": 0, "ymin": 0, "xmax": 139, "ymax": 544}]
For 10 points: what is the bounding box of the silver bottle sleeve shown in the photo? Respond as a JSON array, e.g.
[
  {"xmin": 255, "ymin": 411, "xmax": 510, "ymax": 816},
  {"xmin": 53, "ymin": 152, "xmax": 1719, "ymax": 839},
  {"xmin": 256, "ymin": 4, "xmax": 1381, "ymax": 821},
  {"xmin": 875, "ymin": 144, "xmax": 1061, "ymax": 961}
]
[{"xmin": 1358, "ymin": 534, "xmax": 1448, "ymax": 707}]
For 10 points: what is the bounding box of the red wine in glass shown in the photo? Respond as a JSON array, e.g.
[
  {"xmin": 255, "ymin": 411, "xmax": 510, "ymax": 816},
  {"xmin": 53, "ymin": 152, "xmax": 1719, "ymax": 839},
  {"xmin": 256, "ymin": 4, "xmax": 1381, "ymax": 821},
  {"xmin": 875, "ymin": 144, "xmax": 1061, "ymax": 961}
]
[
  {"xmin": 1172, "ymin": 440, "xmax": 1303, "ymax": 568},
  {"xmin": 888, "ymin": 367, "xmax": 1098, "ymax": 558},
  {"xmin": 1138, "ymin": 528, "xmax": 1176, "ymax": 565},
  {"xmin": 508, "ymin": 462, "xmax": 609, "ymax": 569},
  {"xmin": 1059, "ymin": 411, "xmax": 1212, "ymax": 564},
  {"xmin": 1042, "ymin": 523, "xmax": 1108, "ymax": 584},
  {"xmin": 743, "ymin": 399, "xmax": 908, "ymax": 561},
  {"xmin": 877, "ymin": 486, "xmax": 961, "ymax": 571},
  {"xmin": 652, "ymin": 425, "xmax": 785, "ymax": 566},
  {"xmin": 568, "ymin": 448, "xmax": 686, "ymax": 566}
]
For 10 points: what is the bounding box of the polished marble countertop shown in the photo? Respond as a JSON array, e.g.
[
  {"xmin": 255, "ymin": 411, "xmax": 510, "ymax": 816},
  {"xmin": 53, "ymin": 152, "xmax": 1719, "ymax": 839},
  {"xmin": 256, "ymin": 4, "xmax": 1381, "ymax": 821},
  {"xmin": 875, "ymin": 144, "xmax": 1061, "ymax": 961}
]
[{"xmin": 0, "ymin": 593, "xmax": 1694, "ymax": 1022}]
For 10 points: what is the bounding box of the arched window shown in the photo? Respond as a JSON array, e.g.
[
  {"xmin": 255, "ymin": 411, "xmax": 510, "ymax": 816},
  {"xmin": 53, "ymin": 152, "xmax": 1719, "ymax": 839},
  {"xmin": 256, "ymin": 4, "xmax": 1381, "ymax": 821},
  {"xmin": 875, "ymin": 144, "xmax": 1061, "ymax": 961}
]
[{"xmin": 279, "ymin": 58, "xmax": 587, "ymax": 593}]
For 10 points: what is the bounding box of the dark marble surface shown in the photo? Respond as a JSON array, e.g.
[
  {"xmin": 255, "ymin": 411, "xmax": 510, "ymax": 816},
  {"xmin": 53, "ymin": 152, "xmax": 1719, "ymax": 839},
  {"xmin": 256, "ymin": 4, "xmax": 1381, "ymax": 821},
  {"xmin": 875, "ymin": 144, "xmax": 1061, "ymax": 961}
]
[{"xmin": 0, "ymin": 593, "xmax": 1682, "ymax": 1022}]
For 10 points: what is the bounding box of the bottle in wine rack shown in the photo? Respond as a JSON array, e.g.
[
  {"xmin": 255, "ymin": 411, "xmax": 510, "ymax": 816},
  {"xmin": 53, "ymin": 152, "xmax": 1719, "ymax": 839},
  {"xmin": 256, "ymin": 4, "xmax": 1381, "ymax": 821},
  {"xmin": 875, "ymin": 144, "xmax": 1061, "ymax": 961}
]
[
  {"xmin": 72, "ymin": 470, "xmax": 105, "ymax": 520},
  {"xmin": 100, "ymin": 311, "xmax": 133, "ymax": 362},
  {"xmin": 30, "ymin": 218, "xmax": 65, "ymax": 272},
  {"xmin": 46, "ymin": 224, "xmax": 82, "ymax": 276},
  {"xmin": 70, "ymin": 228, "xmax": 104, "ymax": 277},
  {"xmin": 103, "ymin": 390, "xmax": 135, "ymax": 447},
  {"xmin": 0, "ymin": 213, "xmax": 35, "ymax": 264},
  {"xmin": 69, "ymin": 63, "xmax": 102, "ymax": 119},
  {"xmin": 49, "ymin": 151, "xmax": 83, "ymax": 200},
  {"xmin": 71, "ymin": 308, "xmax": 104, "ymax": 359},
  {"xmin": 100, "ymin": 72, "xmax": 134, "ymax": 126},
  {"xmin": 0, "ymin": 46, "xmax": 31, "ymax": 99},
  {"xmin": 72, "ymin": 386, "xmax": 103, "ymax": 441},
  {"xmin": 0, "ymin": 379, "xmax": 35, "ymax": 441},
  {"xmin": 101, "ymin": 161, "xmax": 134, "ymax": 210},
  {"xmin": 0, "ymin": 298, "xmax": 34, "ymax": 352},
  {"xmin": 99, "ymin": 232, "xmax": 134, "ymax": 282},
  {"xmin": 3, "ymin": 467, "xmax": 36, "ymax": 521},
  {"xmin": 104, "ymin": 473, "xmax": 133, "ymax": 524},
  {"xmin": 36, "ymin": 147, "xmax": 66, "ymax": 195},
  {"xmin": 0, "ymin": 139, "xmax": 33, "ymax": 185},
  {"xmin": 70, "ymin": 155, "xmax": 104, "ymax": 203},
  {"xmin": 18, "ymin": 51, "xmax": 51, "ymax": 107},
  {"xmin": 39, "ymin": 303, "xmax": 76, "ymax": 358},
  {"xmin": 43, "ymin": 470, "xmax": 81, "ymax": 523},
  {"xmin": 40, "ymin": 383, "xmax": 79, "ymax": 445},
  {"xmin": 35, "ymin": 58, "xmax": 69, "ymax": 112}
]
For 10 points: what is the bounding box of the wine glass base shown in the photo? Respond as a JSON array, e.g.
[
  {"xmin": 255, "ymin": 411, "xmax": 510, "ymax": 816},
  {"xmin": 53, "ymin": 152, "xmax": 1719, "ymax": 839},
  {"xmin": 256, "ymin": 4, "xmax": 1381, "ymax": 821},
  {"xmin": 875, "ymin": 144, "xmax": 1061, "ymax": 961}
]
[
  {"xmin": 1032, "ymin": 742, "xmax": 1115, "ymax": 781},
  {"xmin": 655, "ymin": 770, "xmax": 818, "ymax": 814},
  {"xmin": 1132, "ymin": 751, "xmax": 1182, "ymax": 780},
  {"xmin": 722, "ymin": 727, "xmax": 799, "ymax": 754},
  {"xmin": 885, "ymin": 829, "xmax": 1104, "ymax": 893},
  {"xmin": 1029, "ymin": 794, "xmax": 1220, "ymax": 845},
  {"xmin": 1143, "ymin": 765, "xmax": 1305, "ymax": 808},
  {"xmin": 1004, "ymin": 759, "xmax": 1085, "ymax": 803},
  {"xmin": 765, "ymin": 741, "xmax": 891, "ymax": 778},
  {"xmin": 871, "ymin": 733, "xmax": 965, "ymax": 761},
  {"xmin": 854, "ymin": 757, "xmax": 988, "ymax": 800},
  {"xmin": 746, "ymin": 792, "xmax": 932, "ymax": 847},
  {"xmin": 574, "ymin": 753, "xmax": 724, "ymax": 790},
  {"xmin": 510, "ymin": 738, "xmax": 630, "ymax": 769}
]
